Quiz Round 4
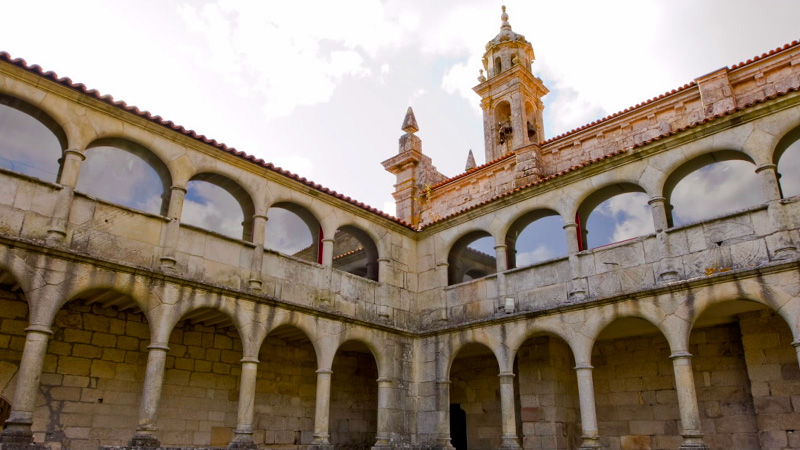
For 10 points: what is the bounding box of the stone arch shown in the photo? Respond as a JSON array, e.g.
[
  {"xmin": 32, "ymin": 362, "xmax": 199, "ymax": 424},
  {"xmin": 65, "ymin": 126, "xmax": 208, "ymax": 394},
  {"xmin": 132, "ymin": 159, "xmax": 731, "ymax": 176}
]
[
  {"xmin": 329, "ymin": 339, "xmax": 380, "ymax": 449},
  {"xmin": 161, "ymin": 296, "xmax": 250, "ymax": 348},
  {"xmin": 585, "ymin": 304, "xmax": 675, "ymax": 355},
  {"xmin": 575, "ymin": 182, "xmax": 652, "ymax": 250},
  {"xmin": 183, "ymin": 172, "xmax": 256, "ymax": 241},
  {"xmin": 504, "ymin": 208, "xmax": 565, "ymax": 269},
  {"xmin": 446, "ymin": 337, "xmax": 505, "ymax": 380},
  {"xmin": 265, "ymin": 201, "xmax": 322, "ymax": 263},
  {"xmin": 773, "ymin": 123, "xmax": 800, "ymax": 198},
  {"xmin": 333, "ymin": 333, "xmax": 386, "ymax": 379},
  {"xmin": 663, "ymin": 149, "xmax": 761, "ymax": 228},
  {"xmin": 78, "ymin": 137, "xmax": 172, "ymax": 216},
  {"xmin": 447, "ymin": 230, "xmax": 497, "ymax": 285},
  {"xmin": 262, "ymin": 314, "xmax": 322, "ymax": 363},
  {"xmin": 506, "ymin": 322, "xmax": 581, "ymax": 369},
  {"xmin": 332, "ymin": 224, "xmax": 380, "ymax": 281},
  {"xmin": 0, "ymin": 256, "xmax": 33, "ymax": 303},
  {"xmin": 0, "ymin": 93, "xmax": 68, "ymax": 183}
]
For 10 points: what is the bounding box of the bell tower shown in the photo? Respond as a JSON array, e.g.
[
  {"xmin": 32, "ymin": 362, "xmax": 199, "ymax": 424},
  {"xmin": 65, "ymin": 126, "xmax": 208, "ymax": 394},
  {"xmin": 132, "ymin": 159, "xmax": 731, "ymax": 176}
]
[{"xmin": 474, "ymin": 6, "xmax": 548, "ymax": 162}]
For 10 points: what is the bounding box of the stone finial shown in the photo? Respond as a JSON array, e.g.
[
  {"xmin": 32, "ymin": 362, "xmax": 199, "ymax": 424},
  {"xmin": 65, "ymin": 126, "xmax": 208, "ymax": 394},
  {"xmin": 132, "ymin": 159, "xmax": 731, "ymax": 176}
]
[
  {"xmin": 478, "ymin": 69, "xmax": 486, "ymax": 83},
  {"xmin": 501, "ymin": 5, "xmax": 511, "ymax": 30},
  {"xmin": 465, "ymin": 150, "xmax": 476, "ymax": 171},
  {"xmin": 401, "ymin": 106, "xmax": 419, "ymax": 133}
]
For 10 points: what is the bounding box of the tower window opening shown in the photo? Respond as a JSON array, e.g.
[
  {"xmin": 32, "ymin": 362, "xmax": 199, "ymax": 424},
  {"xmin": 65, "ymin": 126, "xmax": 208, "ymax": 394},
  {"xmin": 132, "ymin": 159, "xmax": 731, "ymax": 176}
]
[{"xmin": 494, "ymin": 57, "xmax": 502, "ymax": 75}]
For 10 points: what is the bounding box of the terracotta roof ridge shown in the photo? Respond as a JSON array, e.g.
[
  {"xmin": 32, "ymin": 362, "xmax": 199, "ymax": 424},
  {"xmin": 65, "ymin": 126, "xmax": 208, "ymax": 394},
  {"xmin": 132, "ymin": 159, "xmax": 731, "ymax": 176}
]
[
  {"xmin": 0, "ymin": 51, "xmax": 412, "ymax": 230},
  {"xmin": 418, "ymin": 82, "xmax": 800, "ymax": 229},
  {"xmin": 541, "ymin": 38, "xmax": 800, "ymax": 146},
  {"xmin": 429, "ymin": 152, "xmax": 516, "ymax": 190}
]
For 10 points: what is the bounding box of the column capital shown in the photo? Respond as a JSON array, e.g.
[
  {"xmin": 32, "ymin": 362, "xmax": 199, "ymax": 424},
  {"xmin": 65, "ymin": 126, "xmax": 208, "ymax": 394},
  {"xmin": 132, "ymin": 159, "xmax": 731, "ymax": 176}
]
[
  {"xmin": 240, "ymin": 357, "xmax": 260, "ymax": 364},
  {"xmin": 24, "ymin": 325, "xmax": 53, "ymax": 335},
  {"xmin": 63, "ymin": 148, "xmax": 86, "ymax": 160},
  {"xmin": 316, "ymin": 368, "xmax": 333, "ymax": 374},
  {"xmin": 321, "ymin": 238, "xmax": 335, "ymax": 244},
  {"xmin": 436, "ymin": 379, "xmax": 452, "ymax": 385},
  {"xmin": 755, "ymin": 163, "xmax": 778, "ymax": 173},
  {"xmin": 170, "ymin": 185, "xmax": 187, "ymax": 193},
  {"xmin": 497, "ymin": 371, "xmax": 515, "ymax": 378},
  {"xmin": 648, "ymin": 196, "xmax": 667, "ymax": 205},
  {"xmin": 670, "ymin": 351, "xmax": 693, "ymax": 360},
  {"xmin": 252, "ymin": 214, "xmax": 268, "ymax": 221},
  {"xmin": 436, "ymin": 261, "xmax": 449, "ymax": 267},
  {"xmin": 378, "ymin": 257, "xmax": 391, "ymax": 263},
  {"xmin": 574, "ymin": 363, "xmax": 594, "ymax": 370},
  {"xmin": 376, "ymin": 377, "xmax": 393, "ymax": 386},
  {"xmin": 563, "ymin": 222, "xmax": 578, "ymax": 230},
  {"xmin": 494, "ymin": 244, "xmax": 507, "ymax": 251},
  {"xmin": 147, "ymin": 343, "xmax": 170, "ymax": 351},
  {"xmin": 791, "ymin": 339, "xmax": 800, "ymax": 348}
]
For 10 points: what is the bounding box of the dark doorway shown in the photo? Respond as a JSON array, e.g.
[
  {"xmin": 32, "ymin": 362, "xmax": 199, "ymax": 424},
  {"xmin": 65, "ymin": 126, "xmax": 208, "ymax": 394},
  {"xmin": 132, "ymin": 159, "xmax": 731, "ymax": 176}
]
[{"xmin": 450, "ymin": 404, "xmax": 468, "ymax": 450}]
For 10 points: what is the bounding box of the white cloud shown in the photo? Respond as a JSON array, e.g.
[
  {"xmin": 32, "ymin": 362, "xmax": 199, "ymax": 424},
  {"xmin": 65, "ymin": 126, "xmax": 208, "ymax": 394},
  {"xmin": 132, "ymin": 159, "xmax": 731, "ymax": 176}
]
[
  {"xmin": 516, "ymin": 245, "xmax": 554, "ymax": 267},
  {"xmin": 442, "ymin": 54, "xmax": 483, "ymax": 115},
  {"xmin": 182, "ymin": 181, "xmax": 246, "ymax": 239},
  {"xmin": 605, "ymin": 194, "xmax": 654, "ymax": 242}
]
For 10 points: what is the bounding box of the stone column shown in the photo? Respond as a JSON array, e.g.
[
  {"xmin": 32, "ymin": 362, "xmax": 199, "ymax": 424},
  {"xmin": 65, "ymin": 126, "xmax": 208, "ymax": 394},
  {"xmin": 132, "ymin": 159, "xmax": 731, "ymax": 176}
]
[
  {"xmin": 46, "ymin": 149, "xmax": 85, "ymax": 244},
  {"xmin": 756, "ymin": 164, "xmax": 798, "ymax": 259},
  {"xmin": 563, "ymin": 222, "xmax": 587, "ymax": 299},
  {"xmin": 649, "ymin": 197, "xmax": 680, "ymax": 282},
  {"xmin": 249, "ymin": 214, "xmax": 268, "ymax": 290},
  {"xmin": 230, "ymin": 357, "xmax": 259, "ymax": 449},
  {"xmin": 670, "ymin": 352, "xmax": 708, "ymax": 450},
  {"xmin": 574, "ymin": 364, "xmax": 603, "ymax": 449},
  {"xmin": 159, "ymin": 186, "xmax": 186, "ymax": 269},
  {"xmin": 793, "ymin": 339, "xmax": 800, "ymax": 372},
  {"xmin": 373, "ymin": 377, "xmax": 393, "ymax": 449},
  {"xmin": 755, "ymin": 163, "xmax": 782, "ymax": 202},
  {"xmin": 0, "ymin": 325, "xmax": 52, "ymax": 443},
  {"xmin": 377, "ymin": 257, "xmax": 391, "ymax": 283},
  {"xmin": 436, "ymin": 380, "xmax": 454, "ymax": 450},
  {"xmin": 312, "ymin": 368, "xmax": 333, "ymax": 447},
  {"xmin": 321, "ymin": 238, "xmax": 335, "ymax": 267},
  {"xmin": 647, "ymin": 196, "xmax": 669, "ymax": 233},
  {"xmin": 495, "ymin": 244, "xmax": 508, "ymax": 273},
  {"xmin": 498, "ymin": 372, "xmax": 521, "ymax": 449},
  {"xmin": 130, "ymin": 343, "xmax": 170, "ymax": 447}
]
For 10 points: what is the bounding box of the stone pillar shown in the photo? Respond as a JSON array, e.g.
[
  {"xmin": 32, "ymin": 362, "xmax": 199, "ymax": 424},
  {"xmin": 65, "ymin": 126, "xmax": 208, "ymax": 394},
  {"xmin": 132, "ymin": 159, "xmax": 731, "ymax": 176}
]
[
  {"xmin": 436, "ymin": 380, "xmax": 454, "ymax": 450},
  {"xmin": 377, "ymin": 258, "xmax": 391, "ymax": 283},
  {"xmin": 574, "ymin": 364, "xmax": 603, "ymax": 449},
  {"xmin": 649, "ymin": 197, "xmax": 681, "ymax": 282},
  {"xmin": 159, "ymin": 186, "xmax": 186, "ymax": 269},
  {"xmin": 563, "ymin": 222, "xmax": 587, "ymax": 300},
  {"xmin": 648, "ymin": 196, "xmax": 669, "ymax": 233},
  {"xmin": 670, "ymin": 352, "xmax": 708, "ymax": 450},
  {"xmin": 755, "ymin": 163, "xmax": 782, "ymax": 202},
  {"xmin": 248, "ymin": 214, "xmax": 268, "ymax": 290},
  {"xmin": 130, "ymin": 343, "xmax": 170, "ymax": 447},
  {"xmin": 321, "ymin": 238, "xmax": 335, "ymax": 267},
  {"xmin": 794, "ymin": 339, "xmax": 800, "ymax": 372},
  {"xmin": 46, "ymin": 149, "xmax": 84, "ymax": 244},
  {"xmin": 498, "ymin": 372, "xmax": 521, "ymax": 449},
  {"xmin": 373, "ymin": 377, "xmax": 393, "ymax": 449},
  {"xmin": 756, "ymin": 164, "xmax": 798, "ymax": 259},
  {"xmin": 0, "ymin": 325, "xmax": 52, "ymax": 443},
  {"xmin": 230, "ymin": 358, "xmax": 259, "ymax": 449},
  {"xmin": 312, "ymin": 368, "xmax": 333, "ymax": 447},
  {"xmin": 495, "ymin": 244, "xmax": 508, "ymax": 273}
]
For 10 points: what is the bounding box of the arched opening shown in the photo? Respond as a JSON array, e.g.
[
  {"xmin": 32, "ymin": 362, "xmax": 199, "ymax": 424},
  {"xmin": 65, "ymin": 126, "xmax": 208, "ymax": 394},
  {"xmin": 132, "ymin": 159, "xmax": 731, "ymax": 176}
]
[
  {"xmin": 0, "ymin": 267, "xmax": 27, "ymax": 433},
  {"xmin": 332, "ymin": 226, "xmax": 379, "ymax": 281},
  {"xmin": 514, "ymin": 334, "xmax": 580, "ymax": 449},
  {"xmin": 265, "ymin": 203, "xmax": 321, "ymax": 263},
  {"xmin": 331, "ymin": 341, "xmax": 378, "ymax": 450},
  {"xmin": 448, "ymin": 231, "xmax": 497, "ymax": 285},
  {"xmin": 665, "ymin": 151, "xmax": 762, "ymax": 228},
  {"xmin": 255, "ymin": 325, "xmax": 317, "ymax": 448},
  {"xmin": 36, "ymin": 288, "xmax": 152, "ymax": 448},
  {"xmin": 182, "ymin": 173, "xmax": 255, "ymax": 241},
  {"xmin": 494, "ymin": 57, "xmax": 502, "ymax": 76},
  {"xmin": 577, "ymin": 184, "xmax": 652, "ymax": 249},
  {"xmin": 690, "ymin": 299, "xmax": 800, "ymax": 449},
  {"xmin": 161, "ymin": 307, "xmax": 241, "ymax": 447},
  {"xmin": 449, "ymin": 343, "xmax": 501, "ymax": 450},
  {"xmin": 76, "ymin": 138, "xmax": 171, "ymax": 216},
  {"xmin": 505, "ymin": 209, "xmax": 565, "ymax": 269},
  {"xmin": 0, "ymin": 94, "xmax": 66, "ymax": 183},
  {"xmin": 592, "ymin": 317, "xmax": 677, "ymax": 449},
  {"xmin": 774, "ymin": 125, "xmax": 800, "ymax": 198},
  {"xmin": 495, "ymin": 101, "xmax": 513, "ymax": 151},
  {"xmin": 524, "ymin": 101, "xmax": 537, "ymax": 144}
]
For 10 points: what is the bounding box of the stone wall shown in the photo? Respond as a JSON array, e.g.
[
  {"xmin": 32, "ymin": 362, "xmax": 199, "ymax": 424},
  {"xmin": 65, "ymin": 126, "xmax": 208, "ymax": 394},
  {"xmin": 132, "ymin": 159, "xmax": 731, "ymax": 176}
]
[{"xmin": 449, "ymin": 351, "xmax": 501, "ymax": 450}]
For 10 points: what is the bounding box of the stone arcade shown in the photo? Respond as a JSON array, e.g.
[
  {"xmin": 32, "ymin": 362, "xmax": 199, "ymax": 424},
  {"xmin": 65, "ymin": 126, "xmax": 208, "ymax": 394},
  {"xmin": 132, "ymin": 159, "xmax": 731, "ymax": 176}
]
[{"xmin": 1, "ymin": 8, "xmax": 800, "ymax": 450}]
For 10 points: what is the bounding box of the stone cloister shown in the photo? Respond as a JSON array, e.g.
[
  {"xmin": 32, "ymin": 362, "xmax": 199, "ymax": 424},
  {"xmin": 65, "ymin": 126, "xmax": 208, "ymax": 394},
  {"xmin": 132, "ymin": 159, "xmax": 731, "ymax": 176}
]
[{"xmin": 2, "ymin": 8, "xmax": 800, "ymax": 450}]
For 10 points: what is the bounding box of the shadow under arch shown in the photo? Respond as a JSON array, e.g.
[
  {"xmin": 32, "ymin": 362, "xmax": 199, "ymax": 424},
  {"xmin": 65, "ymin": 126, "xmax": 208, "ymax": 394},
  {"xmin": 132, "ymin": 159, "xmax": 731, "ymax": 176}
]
[
  {"xmin": 448, "ymin": 230, "xmax": 497, "ymax": 285},
  {"xmin": 663, "ymin": 149, "xmax": 759, "ymax": 228},
  {"xmin": 266, "ymin": 201, "xmax": 322, "ymax": 263},
  {"xmin": 78, "ymin": 137, "xmax": 172, "ymax": 216},
  {"xmin": 333, "ymin": 225, "xmax": 380, "ymax": 281},
  {"xmin": 184, "ymin": 172, "xmax": 256, "ymax": 241},
  {"xmin": 330, "ymin": 339, "xmax": 380, "ymax": 449},
  {"xmin": 504, "ymin": 208, "xmax": 565, "ymax": 269},
  {"xmin": 774, "ymin": 123, "xmax": 800, "ymax": 198},
  {"xmin": 0, "ymin": 260, "xmax": 30, "ymax": 302},
  {"xmin": 576, "ymin": 182, "xmax": 651, "ymax": 250},
  {"xmin": 0, "ymin": 93, "xmax": 68, "ymax": 183}
]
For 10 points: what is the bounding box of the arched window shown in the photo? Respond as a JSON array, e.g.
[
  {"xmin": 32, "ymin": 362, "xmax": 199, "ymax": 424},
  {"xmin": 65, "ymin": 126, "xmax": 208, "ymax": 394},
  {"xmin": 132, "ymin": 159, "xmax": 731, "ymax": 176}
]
[
  {"xmin": 265, "ymin": 203, "xmax": 321, "ymax": 263},
  {"xmin": 506, "ymin": 210, "xmax": 565, "ymax": 269},
  {"xmin": 774, "ymin": 125, "xmax": 800, "ymax": 198},
  {"xmin": 578, "ymin": 184, "xmax": 653, "ymax": 250},
  {"xmin": 182, "ymin": 174, "xmax": 254, "ymax": 241},
  {"xmin": 332, "ymin": 226, "xmax": 379, "ymax": 281},
  {"xmin": 494, "ymin": 57, "xmax": 502, "ymax": 75},
  {"xmin": 665, "ymin": 151, "xmax": 762, "ymax": 228},
  {"xmin": 448, "ymin": 231, "xmax": 497, "ymax": 285},
  {"xmin": 76, "ymin": 139, "xmax": 170, "ymax": 215},
  {"xmin": 0, "ymin": 94, "xmax": 66, "ymax": 182}
]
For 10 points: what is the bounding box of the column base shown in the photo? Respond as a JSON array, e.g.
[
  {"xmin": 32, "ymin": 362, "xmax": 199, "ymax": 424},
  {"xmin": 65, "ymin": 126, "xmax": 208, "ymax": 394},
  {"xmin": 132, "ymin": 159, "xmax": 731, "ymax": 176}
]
[
  {"xmin": 679, "ymin": 435, "xmax": 709, "ymax": 450},
  {"xmin": 578, "ymin": 435, "xmax": 605, "ymax": 449},
  {"xmin": 0, "ymin": 420, "xmax": 33, "ymax": 445},
  {"xmin": 309, "ymin": 445, "xmax": 334, "ymax": 450},
  {"xmin": 228, "ymin": 440, "xmax": 257, "ymax": 450},
  {"xmin": 129, "ymin": 432, "xmax": 160, "ymax": 448}
]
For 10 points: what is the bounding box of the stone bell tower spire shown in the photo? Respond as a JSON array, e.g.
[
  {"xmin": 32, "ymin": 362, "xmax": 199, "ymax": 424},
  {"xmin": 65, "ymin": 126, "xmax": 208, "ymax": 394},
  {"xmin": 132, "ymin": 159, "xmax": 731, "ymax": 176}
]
[{"xmin": 474, "ymin": 6, "xmax": 549, "ymax": 163}]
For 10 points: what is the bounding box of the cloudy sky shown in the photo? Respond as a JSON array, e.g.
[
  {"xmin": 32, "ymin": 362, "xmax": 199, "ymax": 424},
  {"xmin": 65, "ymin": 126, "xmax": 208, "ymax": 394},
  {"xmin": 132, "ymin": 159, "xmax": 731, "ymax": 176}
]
[{"xmin": 2, "ymin": 0, "xmax": 800, "ymax": 259}]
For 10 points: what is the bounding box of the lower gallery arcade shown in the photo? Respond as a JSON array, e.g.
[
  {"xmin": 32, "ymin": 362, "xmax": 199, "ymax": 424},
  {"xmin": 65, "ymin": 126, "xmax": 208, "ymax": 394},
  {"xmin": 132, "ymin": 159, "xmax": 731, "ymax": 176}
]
[{"xmin": 0, "ymin": 257, "xmax": 798, "ymax": 450}]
